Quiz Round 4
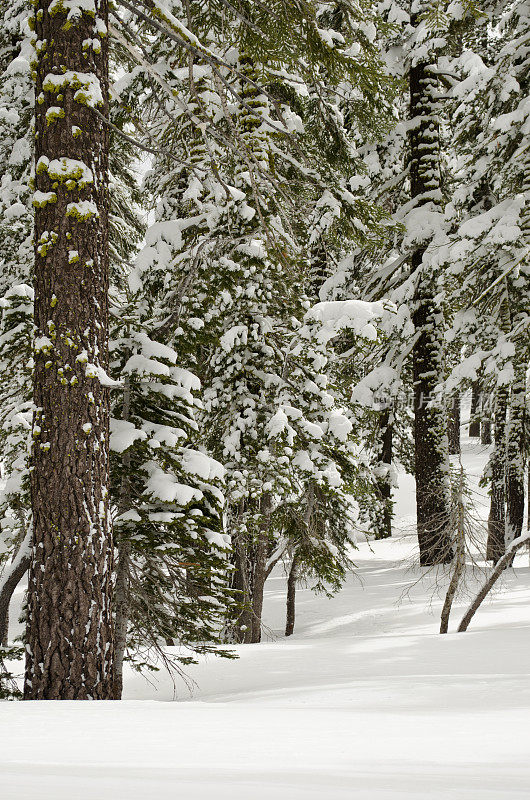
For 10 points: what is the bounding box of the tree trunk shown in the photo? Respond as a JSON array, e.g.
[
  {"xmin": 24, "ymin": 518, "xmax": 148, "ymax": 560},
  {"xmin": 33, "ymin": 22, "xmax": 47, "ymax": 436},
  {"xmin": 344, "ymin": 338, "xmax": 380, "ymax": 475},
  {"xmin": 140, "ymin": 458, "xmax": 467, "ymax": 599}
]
[
  {"xmin": 112, "ymin": 374, "xmax": 132, "ymax": 699},
  {"xmin": 469, "ymin": 381, "xmax": 481, "ymax": 437},
  {"xmin": 0, "ymin": 532, "xmax": 31, "ymax": 647},
  {"xmin": 440, "ymin": 469, "xmax": 465, "ymax": 634},
  {"xmin": 409, "ymin": 12, "xmax": 452, "ymax": 566},
  {"xmin": 250, "ymin": 493, "xmax": 272, "ymax": 644},
  {"xmin": 459, "ymin": 534, "xmax": 530, "ymax": 632},
  {"xmin": 486, "ymin": 386, "xmax": 507, "ymax": 562},
  {"xmin": 230, "ymin": 500, "xmax": 253, "ymax": 644},
  {"xmin": 448, "ymin": 393, "xmax": 460, "ymax": 456},
  {"xmin": 374, "ymin": 407, "xmax": 394, "ymax": 539},
  {"xmin": 505, "ymin": 354, "xmax": 527, "ymax": 546},
  {"xmin": 285, "ymin": 553, "xmax": 300, "ymax": 637},
  {"xmin": 527, "ymin": 464, "xmax": 530, "ymax": 533},
  {"xmin": 412, "ymin": 283, "xmax": 452, "ymax": 565},
  {"xmin": 25, "ymin": 0, "xmax": 114, "ymax": 699},
  {"xmin": 112, "ymin": 540, "xmax": 131, "ymax": 700},
  {"xmin": 481, "ymin": 418, "xmax": 492, "ymax": 445}
]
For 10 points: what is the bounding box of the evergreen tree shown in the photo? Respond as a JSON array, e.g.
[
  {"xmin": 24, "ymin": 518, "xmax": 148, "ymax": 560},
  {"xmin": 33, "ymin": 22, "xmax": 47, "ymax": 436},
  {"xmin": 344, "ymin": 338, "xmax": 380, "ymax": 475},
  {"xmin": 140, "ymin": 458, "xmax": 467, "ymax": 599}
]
[
  {"xmin": 25, "ymin": 0, "xmax": 114, "ymax": 699},
  {"xmin": 444, "ymin": 0, "xmax": 530, "ymax": 561},
  {"xmin": 119, "ymin": 0, "xmax": 395, "ymax": 641}
]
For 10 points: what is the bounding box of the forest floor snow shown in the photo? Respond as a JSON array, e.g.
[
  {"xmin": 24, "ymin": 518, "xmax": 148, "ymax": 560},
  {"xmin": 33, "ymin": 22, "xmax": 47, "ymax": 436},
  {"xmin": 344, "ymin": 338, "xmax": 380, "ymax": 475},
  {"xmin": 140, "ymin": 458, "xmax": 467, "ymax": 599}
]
[{"xmin": 3, "ymin": 434, "xmax": 530, "ymax": 798}]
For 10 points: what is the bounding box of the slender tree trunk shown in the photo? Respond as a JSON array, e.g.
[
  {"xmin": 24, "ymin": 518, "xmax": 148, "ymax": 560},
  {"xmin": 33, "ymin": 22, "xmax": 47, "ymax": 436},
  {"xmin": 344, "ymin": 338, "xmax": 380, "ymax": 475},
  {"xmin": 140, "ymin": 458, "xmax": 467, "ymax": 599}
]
[
  {"xmin": 469, "ymin": 381, "xmax": 481, "ymax": 437},
  {"xmin": 505, "ymin": 353, "xmax": 527, "ymax": 546},
  {"xmin": 481, "ymin": 418, "xmax": 492, "ymax": 445},
  {"xmin": 440, "ymin": 469, "xmax": 465, "ymax": 633},
  {"xmin": 409, "ymin": 9, "xmax": 452, "ymax": 566},
  {"xmin": 285, "ymin": 553, "xmax": 300, "ymax": 637},
  {"xmin": 112, "ymin": 375, "xmax": 132, "ymax": 699},
  {"xmin": 374, "ymin": 407, "xmax": 394, "ymax": 539},
  {"xmin": 250, "ymin": 493, "xmax": 272, "ymax": 644},
  {"xmin": 448, "ymin": 393, "xmax": 461, "ymax": 456},
  {"xmin": 230, "ymin": 500, "xmax": 253, "ymax": 644},
  {"xmin": 112, "ymin": 540, "xmax": 131, "ymax": 700},
  {"xmin": 527, "ymin": 464, "xmax": 530, "ymax": 532},
  {"xmin": 0, "ymin": 532, "xmax": 31, "ymax": 647},
  {"xmin": 459, "ymin": 534, "xmax": 530, "ymax": 632},
  {"xmin": 486, "ymin": 386, "xmax": 508, "ymax": 562},
  {"xmin": 25, "ymin": 0, "xmax": 114, "ymax": 699}
]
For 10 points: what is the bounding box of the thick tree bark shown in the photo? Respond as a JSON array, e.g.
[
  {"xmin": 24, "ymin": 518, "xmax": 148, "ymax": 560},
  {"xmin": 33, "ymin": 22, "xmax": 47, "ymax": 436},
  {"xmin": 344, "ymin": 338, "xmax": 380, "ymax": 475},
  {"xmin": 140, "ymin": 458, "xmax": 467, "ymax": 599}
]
[
  {"xmin": 448, "ymin": 393, "xmax": 461, "ymax": 456},
  {"xmin": 285, "ymin": 553, "xmax": 300, "ymax": 637},
  {"xmin": 469, "ymin": 381, "xmax": 481, "ymax": 438},
  {"xmin": 486, "ymin": 386, "xmax": 508, "ymax": 562},
  {"xmin": 25, "ymin": 0, "xmax": 114, "ymax": 699},
  {"xmin": 409, "ymin": 13, "xmax": 452, "ymax": 566},
  {"xmin": 412, "ymin": 288, "xmax": 452, "ymax": 565},
  {"xmin": 0, "ymin": 532, "xmax": 31, "ymax": 647}
]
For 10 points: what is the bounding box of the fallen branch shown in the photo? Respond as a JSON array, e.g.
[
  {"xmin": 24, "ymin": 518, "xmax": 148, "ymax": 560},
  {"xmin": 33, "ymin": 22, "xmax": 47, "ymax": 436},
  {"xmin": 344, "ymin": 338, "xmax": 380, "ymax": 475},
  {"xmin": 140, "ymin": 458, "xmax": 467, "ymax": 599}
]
[{"xmin": 457, "ymin": 534, "xmax": 530, "ymax": 632}]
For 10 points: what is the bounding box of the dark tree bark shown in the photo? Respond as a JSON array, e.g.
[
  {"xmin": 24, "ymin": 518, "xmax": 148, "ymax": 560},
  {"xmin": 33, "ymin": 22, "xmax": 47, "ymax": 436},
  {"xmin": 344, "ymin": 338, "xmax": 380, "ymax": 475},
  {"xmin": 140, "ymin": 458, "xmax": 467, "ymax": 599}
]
[
  {"xmin": 481, "ymin": 418, "xmax": 492, "ymax": 445},
  {"xmin": 309, "ymin": 240, "xmax": 330, "ymax": 301},
  {"xmin": 412, "ymin": 287, "xmax": 452, "ymax": 565},
  {"xmin": 505, "ymin": 355, "xmax": 527, "ymax": 546},
  {"xmin": 448, "ymin": 393, "xmax": 461, "ymax": 456},
  {"xmin": 112, "ymin": 375, "xmax": 132, "ymax": 700},
  {"xmin": 469, "ymin": 381, "xmax": 481, "ymax": 438},
  {"xmin": 25, "ymin": 0, "xmax": 114, "ymax": 699},
  {"xmin": 230, "ymin": 494, "xmax": 272, "ymax": 644},
  {"xmin": 486, "ymin": 386, "xmax": 507, "ymax": 562},
  {"xmin": 285, "ymin": 553, "xmax": 300, "ymax": 637},
  {"xmin": 527, "ymin": 464, "xmax": 530, "ymax": 533},
  {"xmin": 409, "ymin": 9, "xmax": 452, "ymax": 565}
]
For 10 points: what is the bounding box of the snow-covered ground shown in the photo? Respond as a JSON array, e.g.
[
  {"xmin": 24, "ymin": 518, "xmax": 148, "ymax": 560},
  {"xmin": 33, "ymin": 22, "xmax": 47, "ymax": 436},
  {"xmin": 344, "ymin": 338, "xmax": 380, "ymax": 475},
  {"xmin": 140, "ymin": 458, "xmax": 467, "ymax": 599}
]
[{"xmin": 2, "ymin": 423, "xmax": 530, "ymax": 799}]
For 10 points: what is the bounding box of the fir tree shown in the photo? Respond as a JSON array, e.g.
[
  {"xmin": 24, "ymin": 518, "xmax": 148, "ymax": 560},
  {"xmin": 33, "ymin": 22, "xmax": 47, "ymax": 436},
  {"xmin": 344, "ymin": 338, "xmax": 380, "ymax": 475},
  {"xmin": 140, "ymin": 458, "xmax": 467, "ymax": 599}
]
[{"xmin": 25, "ymin": 0, "xmax": 114, "ymax": 699}]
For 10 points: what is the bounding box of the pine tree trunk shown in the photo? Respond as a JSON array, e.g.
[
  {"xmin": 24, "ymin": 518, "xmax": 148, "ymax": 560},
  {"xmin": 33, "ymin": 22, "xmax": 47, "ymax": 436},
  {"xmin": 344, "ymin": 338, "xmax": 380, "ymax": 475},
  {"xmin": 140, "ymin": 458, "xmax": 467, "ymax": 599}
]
[
  {"xmin": 469, "ymin": 381, "xmax": 481, "ymax": 437},
  {"xmin": 527, "ymin": 465, "xmax": 530, "ymax": 533},
  {"xmin": 440, "ymin": 469, "xmax": 465, "ymax": 634},
  {"xmin": 486, "ymin": 386, "xmax": 507, "ymax": 562},
  {"xmin": 250, "ymin": 493, "xmax": 272, "ymax": 644},
  {"xmin": 448, "ymin": 393, "xmax": 461, "ymax": 456},
  {"xmin": 412, "ymin": 286, "xmax": 452, "ymax": 565},
  {"xmin": 374, "ymin": 407, "xmax": 394, "ymax": 539},
  {"xmin": 112, "ymin": 374, "xmax": 132, "ymax": 699},
  {"xmin": 112, "ymin": 540, "xmax": 130, "ymax": 700},
  {"xmin": 285, "ymin": 553, "xmax": 300, "ymax": 637},
  {"xmin": 25, "ymin": 0, "xmax": 114, "ymax": 699},
  {"xmin": 505, "ymin": 354, "xmax": 527, "ymax": 546},
  {"xmin": 230, "ymin": 501, "xmax": 253, "ymax": 643},
  {"xmin": 409, "ymin": 13, "xmax": 452, "ymax": 566},
  {"xmin": 481, "ymin": 418, "xmax": 492, "ymax": 445}
]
